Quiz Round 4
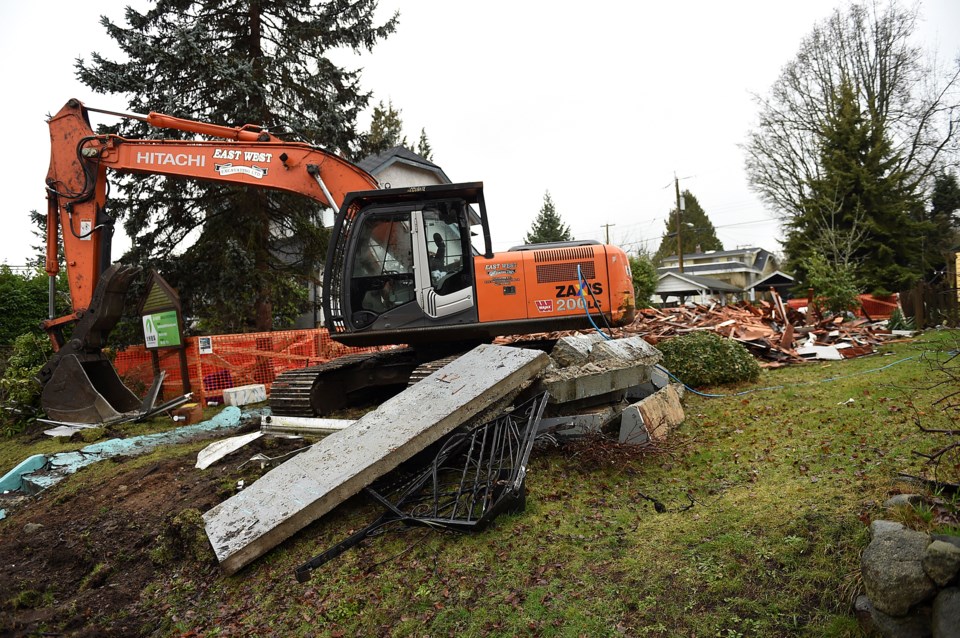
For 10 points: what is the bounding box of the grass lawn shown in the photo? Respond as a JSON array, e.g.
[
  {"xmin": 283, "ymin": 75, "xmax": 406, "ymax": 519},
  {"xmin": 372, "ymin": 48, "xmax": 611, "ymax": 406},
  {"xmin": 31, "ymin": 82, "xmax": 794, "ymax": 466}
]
[{"xmin": 3, "ymin": 330, "xmax": 959, "ymax": 637}]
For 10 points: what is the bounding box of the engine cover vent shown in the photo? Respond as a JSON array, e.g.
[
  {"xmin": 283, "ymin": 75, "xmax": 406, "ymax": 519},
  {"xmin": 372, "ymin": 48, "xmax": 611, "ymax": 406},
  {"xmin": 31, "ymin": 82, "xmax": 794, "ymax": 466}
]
[
  {"xmin": 536, "ymin": 261, "xmax": 596, "ymax": 284},
  {"xmin": 533, "ymin": 246, "xmax": 595, "ymax": 263}
]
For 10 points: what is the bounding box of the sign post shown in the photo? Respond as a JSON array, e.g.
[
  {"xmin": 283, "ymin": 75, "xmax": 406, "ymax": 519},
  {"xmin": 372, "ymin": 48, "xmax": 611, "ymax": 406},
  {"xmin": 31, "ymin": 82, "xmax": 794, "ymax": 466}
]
[{"xmin": 137, "ymin": 272, "xmax": 191, "ymax": 396}]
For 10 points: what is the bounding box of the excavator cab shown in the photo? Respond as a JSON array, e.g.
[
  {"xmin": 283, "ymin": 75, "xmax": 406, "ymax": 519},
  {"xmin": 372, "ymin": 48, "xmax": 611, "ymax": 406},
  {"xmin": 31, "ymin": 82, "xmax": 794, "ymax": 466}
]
[{"xmin": 325, "ymin": 183, "xmax": 488, "ymax": 345}]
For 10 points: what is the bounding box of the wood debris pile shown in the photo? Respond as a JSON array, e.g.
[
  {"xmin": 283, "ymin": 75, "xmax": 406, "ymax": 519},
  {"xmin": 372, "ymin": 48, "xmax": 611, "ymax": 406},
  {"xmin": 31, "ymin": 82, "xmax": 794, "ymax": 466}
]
[
  {"xmin": 618, "ymin": 297, "xmax": 904, "ymax": 365},
  {"xmin": 500, "ymin": 295, "xmax": 908, "ymax": 366}
]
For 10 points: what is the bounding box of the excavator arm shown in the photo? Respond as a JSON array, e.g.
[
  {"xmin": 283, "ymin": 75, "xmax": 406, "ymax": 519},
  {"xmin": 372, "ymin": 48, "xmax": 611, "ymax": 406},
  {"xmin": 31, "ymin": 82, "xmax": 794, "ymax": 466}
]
[
  {"xmin": 40, "ymin": 98, "xmax": 378, "ymax": 423},
  {"xmin": 45, "ymin": 98, "xmax": 378, "ymax": 317}
]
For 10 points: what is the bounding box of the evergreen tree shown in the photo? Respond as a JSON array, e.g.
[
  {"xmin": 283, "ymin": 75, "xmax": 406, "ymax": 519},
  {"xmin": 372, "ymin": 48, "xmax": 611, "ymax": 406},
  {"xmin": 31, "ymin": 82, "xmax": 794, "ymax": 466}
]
[
  {"xmin": 653, "ymin": 190, "xmax": 723, "ymax": 264},
  {"xmin": 923, "ymin": 171, "xmax": 960, "ymax": 280},
  {"xmin": 524, "ymin": 192, "xmax": 572, "ymax": 244},
  {"xmin": 358, "ymin": 99, "xmax": 407, "ymax": 158},
  {"xmin": 783, "ymin": 80, "xmax": 923, "ymax": 295},
  {"xmin": 76, "ymin": 0, "xmax": 397, "ymax": 332},
  {"xmin": 416, "ymin": 128, "xmax": 433, "ymax": 162}
]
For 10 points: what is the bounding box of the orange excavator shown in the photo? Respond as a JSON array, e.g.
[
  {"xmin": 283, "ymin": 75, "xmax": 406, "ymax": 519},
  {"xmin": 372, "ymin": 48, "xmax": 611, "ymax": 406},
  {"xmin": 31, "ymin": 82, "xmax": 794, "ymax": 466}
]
[{"xmin": 40, "ymin": 99, "xmax": 636, "ymax": 423}]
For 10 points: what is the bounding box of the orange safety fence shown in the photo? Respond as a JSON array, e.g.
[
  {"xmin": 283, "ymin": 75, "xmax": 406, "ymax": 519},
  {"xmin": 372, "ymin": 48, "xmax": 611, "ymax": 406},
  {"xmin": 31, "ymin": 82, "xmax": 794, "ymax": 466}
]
[
  {"xmin": 113, "ymin": 328, "xmax": 387, "ymax": 404},
  {"xmin": 785, "ymin": 294, "xmax": 900, "ymax": 320}
]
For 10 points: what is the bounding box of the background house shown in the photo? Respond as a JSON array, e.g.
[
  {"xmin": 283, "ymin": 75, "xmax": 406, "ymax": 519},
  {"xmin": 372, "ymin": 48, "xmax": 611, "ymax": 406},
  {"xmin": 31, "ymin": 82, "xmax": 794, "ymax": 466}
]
[
  {"xmin": 355, "ymin": 146, "xmax": 452, "ymax": 189},
  {"xmin": 654, "ymin": 247, "xmax": 789, "ymax": 305}
]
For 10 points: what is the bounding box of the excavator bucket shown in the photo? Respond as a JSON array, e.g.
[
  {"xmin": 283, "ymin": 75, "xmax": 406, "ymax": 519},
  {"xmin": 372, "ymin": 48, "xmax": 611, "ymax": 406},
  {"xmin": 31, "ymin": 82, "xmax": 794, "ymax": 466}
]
[
  {"xmin": 39, "ymin": 264, "xmax": 144, "ymax": 425},
  {"xmin": 40, "ymin": 354, "xmax": 142, "ymax": 424}
]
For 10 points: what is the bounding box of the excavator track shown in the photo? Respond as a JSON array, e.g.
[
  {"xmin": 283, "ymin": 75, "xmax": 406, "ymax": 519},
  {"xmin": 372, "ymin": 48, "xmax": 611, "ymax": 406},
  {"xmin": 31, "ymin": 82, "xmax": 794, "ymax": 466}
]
[
  {"xmin": 271, "ymin": 339, "xmax": 561, "ymax": 418},
  {"xmin": 406, "ymin": 355, "xmax": 465, "ymax": 386},
  {"xmin": 269, "ymin": 348, "xmax": 419, "ymax": 417}
]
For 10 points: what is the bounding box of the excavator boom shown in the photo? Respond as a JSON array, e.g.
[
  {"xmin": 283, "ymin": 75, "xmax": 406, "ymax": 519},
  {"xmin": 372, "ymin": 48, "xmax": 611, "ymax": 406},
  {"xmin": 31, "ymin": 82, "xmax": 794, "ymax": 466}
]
[{"xmin": 45, "ymin": 99, "xmax": 377, "ymax": 312}]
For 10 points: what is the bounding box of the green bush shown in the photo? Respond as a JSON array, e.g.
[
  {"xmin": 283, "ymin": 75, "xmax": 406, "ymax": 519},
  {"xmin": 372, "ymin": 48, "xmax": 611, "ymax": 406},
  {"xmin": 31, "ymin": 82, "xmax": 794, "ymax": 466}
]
[
  {"xmin": 628, "ymin": 255, "xmax": 658, "ymax": 309},
  {"xmin": 0, "ymin": 266, "xmax": 71, "ymax": 347},
  {"xmin": 0, "ymin": 333, "xmax": 53, "ymax": 436},
  {"xmin": 888, "ymin": 307, "xmax": 915, "ymax": 331},
  {"xmin": 658, "ymin": 330, "xmax": 760, "ymax": 388}
]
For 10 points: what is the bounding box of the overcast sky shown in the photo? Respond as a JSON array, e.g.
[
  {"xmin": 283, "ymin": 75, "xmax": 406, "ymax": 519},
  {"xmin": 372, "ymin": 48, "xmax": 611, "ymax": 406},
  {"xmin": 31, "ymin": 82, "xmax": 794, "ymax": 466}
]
[{"xmin": 1, "ymin": 0, "xmax": 957, "ymax": 269}]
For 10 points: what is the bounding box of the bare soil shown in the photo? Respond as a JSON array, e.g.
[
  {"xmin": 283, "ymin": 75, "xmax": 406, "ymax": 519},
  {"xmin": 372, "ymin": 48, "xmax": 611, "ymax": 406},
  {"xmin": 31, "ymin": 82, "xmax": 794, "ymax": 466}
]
[{"xmin": 0, "ymin": 436, "xmax": 307, "ymax": 637}]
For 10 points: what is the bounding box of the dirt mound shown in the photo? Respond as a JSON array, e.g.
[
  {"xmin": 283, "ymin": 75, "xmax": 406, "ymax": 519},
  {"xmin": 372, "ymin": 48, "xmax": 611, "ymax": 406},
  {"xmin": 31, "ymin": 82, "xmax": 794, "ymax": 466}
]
[{"xmin": 0, "ymin": 436, "xmax": 306, "ymax": 636}]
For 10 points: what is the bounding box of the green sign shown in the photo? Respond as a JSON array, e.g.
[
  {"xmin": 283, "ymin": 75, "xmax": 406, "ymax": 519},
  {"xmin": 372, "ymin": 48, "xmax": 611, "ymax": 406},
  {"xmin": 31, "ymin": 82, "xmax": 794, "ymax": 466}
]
[{"xmin": 142, "ymin": 310, "xmax": 182, "ymax": 349}]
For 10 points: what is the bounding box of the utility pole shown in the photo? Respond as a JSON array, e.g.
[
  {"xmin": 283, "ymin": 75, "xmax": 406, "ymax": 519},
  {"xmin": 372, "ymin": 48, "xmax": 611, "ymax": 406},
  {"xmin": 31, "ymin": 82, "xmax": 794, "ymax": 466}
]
[
  {"xmin": 674, "ymin": 175, "xmax": 685, "ymax": 273},
  {"xmin": 601, "ymin": 223, "xmax": 616, "ymax": 244}
]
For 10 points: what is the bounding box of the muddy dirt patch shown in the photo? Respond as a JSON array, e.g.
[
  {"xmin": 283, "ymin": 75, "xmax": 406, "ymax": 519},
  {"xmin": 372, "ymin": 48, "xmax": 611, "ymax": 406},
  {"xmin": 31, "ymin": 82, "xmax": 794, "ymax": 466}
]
[{"xmin": 0, "ymin": 436, "xmax": 309, "ymax": 637}]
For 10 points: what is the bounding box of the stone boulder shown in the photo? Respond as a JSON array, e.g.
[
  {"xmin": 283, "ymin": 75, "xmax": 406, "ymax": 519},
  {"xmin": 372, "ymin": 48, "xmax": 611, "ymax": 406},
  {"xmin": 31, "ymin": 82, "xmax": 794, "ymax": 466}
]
[
  {"xmin": 862, "ymin": 523, "xmax": 936, "ymax": 616},
  {"xmin": 923, "ymin": 541, "xmax": 960, "ymax": 587}
]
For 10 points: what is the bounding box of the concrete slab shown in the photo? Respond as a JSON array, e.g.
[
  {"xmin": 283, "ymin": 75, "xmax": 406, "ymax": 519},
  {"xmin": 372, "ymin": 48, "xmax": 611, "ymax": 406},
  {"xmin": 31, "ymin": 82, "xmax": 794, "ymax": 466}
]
[
  {"xmin": 588, "ymin": 336, "xmax": 662, "ymax": 368},
  {"xmin": 550, "ymin": 333, "xmax": 606, "ymax": 367},
  {"xmin": 542, "ymin": 364, "xmax": 652, "ymax": 404},
  {"xmin": 619, "ymin": 384, "xmax": 684, "ymax": 445},
  {"xmin": 202, "ymin": 344, "xmax": 550, "ymax": 575}
]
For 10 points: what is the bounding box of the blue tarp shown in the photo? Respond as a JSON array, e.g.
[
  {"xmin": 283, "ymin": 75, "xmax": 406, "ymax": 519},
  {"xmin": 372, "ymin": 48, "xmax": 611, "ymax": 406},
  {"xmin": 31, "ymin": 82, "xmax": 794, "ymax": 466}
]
[{"xmin": 2, "ymin": 406, "xmax": 247, "ymax": 497}]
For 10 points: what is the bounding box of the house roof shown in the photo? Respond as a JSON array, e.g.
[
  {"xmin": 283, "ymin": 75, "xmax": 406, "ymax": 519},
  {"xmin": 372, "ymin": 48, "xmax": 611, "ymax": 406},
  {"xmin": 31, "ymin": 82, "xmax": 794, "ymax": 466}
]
[
  {"xmin": 750, "ymin": 270, "xmax": 795, "ymax": 290},
  {"xmin": 356, "ymin": 146, "xmax": 452, "ymax": 184},
  {"xmin": 656, "ymin": 271, "xmax": 743, "ymax": 294},
  {"xmin": 657, "ymin": 262, "xmax": 760, "ymax": 276},
  {"xmin": 660, "ymin": 246, "xmax": 771, "ymax": 263}
]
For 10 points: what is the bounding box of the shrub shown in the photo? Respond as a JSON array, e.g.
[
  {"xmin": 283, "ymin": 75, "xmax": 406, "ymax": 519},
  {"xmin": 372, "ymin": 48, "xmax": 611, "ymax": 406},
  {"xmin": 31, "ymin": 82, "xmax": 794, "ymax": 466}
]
[
  {"xmin": 0, "ymin": 266, "xmax": 71, "ymax": 347},
  {"xmin": 628, "ymin": 255, "xmax": 658, "ymax": 309},
  {"xmin": 802, "ymin": 252, "xmax": 861, "ymax": 315},
  {"xmin": 888, "ymin": 307, "xmax": 915, "ymax": 331},
  {"xmin": 658, "ymin": 330, "xmax": 760, "ymax": 388},
  {"xmin": 0, "ymin": 333, "xmax": 53, "ymax": 436}
]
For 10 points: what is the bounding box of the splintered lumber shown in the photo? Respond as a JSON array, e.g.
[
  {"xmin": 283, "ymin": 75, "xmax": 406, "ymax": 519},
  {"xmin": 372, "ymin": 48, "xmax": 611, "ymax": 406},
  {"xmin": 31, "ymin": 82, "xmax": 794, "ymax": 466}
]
[{"xmin": 202, "ymin": 344, "xmax": 550, "ymax": 575}]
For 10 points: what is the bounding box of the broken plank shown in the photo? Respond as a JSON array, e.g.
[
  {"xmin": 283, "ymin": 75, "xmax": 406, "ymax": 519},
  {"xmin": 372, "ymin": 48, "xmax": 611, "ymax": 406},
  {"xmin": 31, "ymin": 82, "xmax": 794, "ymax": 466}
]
[
  {"xmin": 202, "ymin": 344, "xmax": 550, "ymax": 575},
  {"xmin": 196, "ymin": 431, "xmax": 265, "ymax": 470}
]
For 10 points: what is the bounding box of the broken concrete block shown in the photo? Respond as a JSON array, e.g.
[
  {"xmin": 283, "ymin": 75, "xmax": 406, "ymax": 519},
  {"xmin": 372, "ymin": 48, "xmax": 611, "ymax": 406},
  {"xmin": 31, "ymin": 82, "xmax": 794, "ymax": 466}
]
[
  {"xmin": 203, "ymin": 344, "xmax": 550, "ymax": 575},
  {"xmin": 625, "ymin": 366, "xmax": 671, "ymax": 402},
  {"xmin": 542, "ymin": 336, "xmax": 663, "ymax": 405},
  {"xmin": 223, "ymin": 384, "xmax": 267, "ymax": 406},
  {"xmin": 537, "ymin": 404, "xmax": 622, "ymax": 440},
  {"xmin": 588, "ymin": 336, "xmax": 662, "ymax": 368},
  {"xmin": 542, "ymin": 364, "xmax": 652, "ymax": 404},
  {"xmin": 196, "ymin": 431, "xmax": 265, "ymax": 470},
  {"xmin": 619, "ymin": 384, "xmax": 684, "ymax": 445},
  {"xmin": 550, "ymin": 333, "xmax": 607, "ymax": 367}
]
